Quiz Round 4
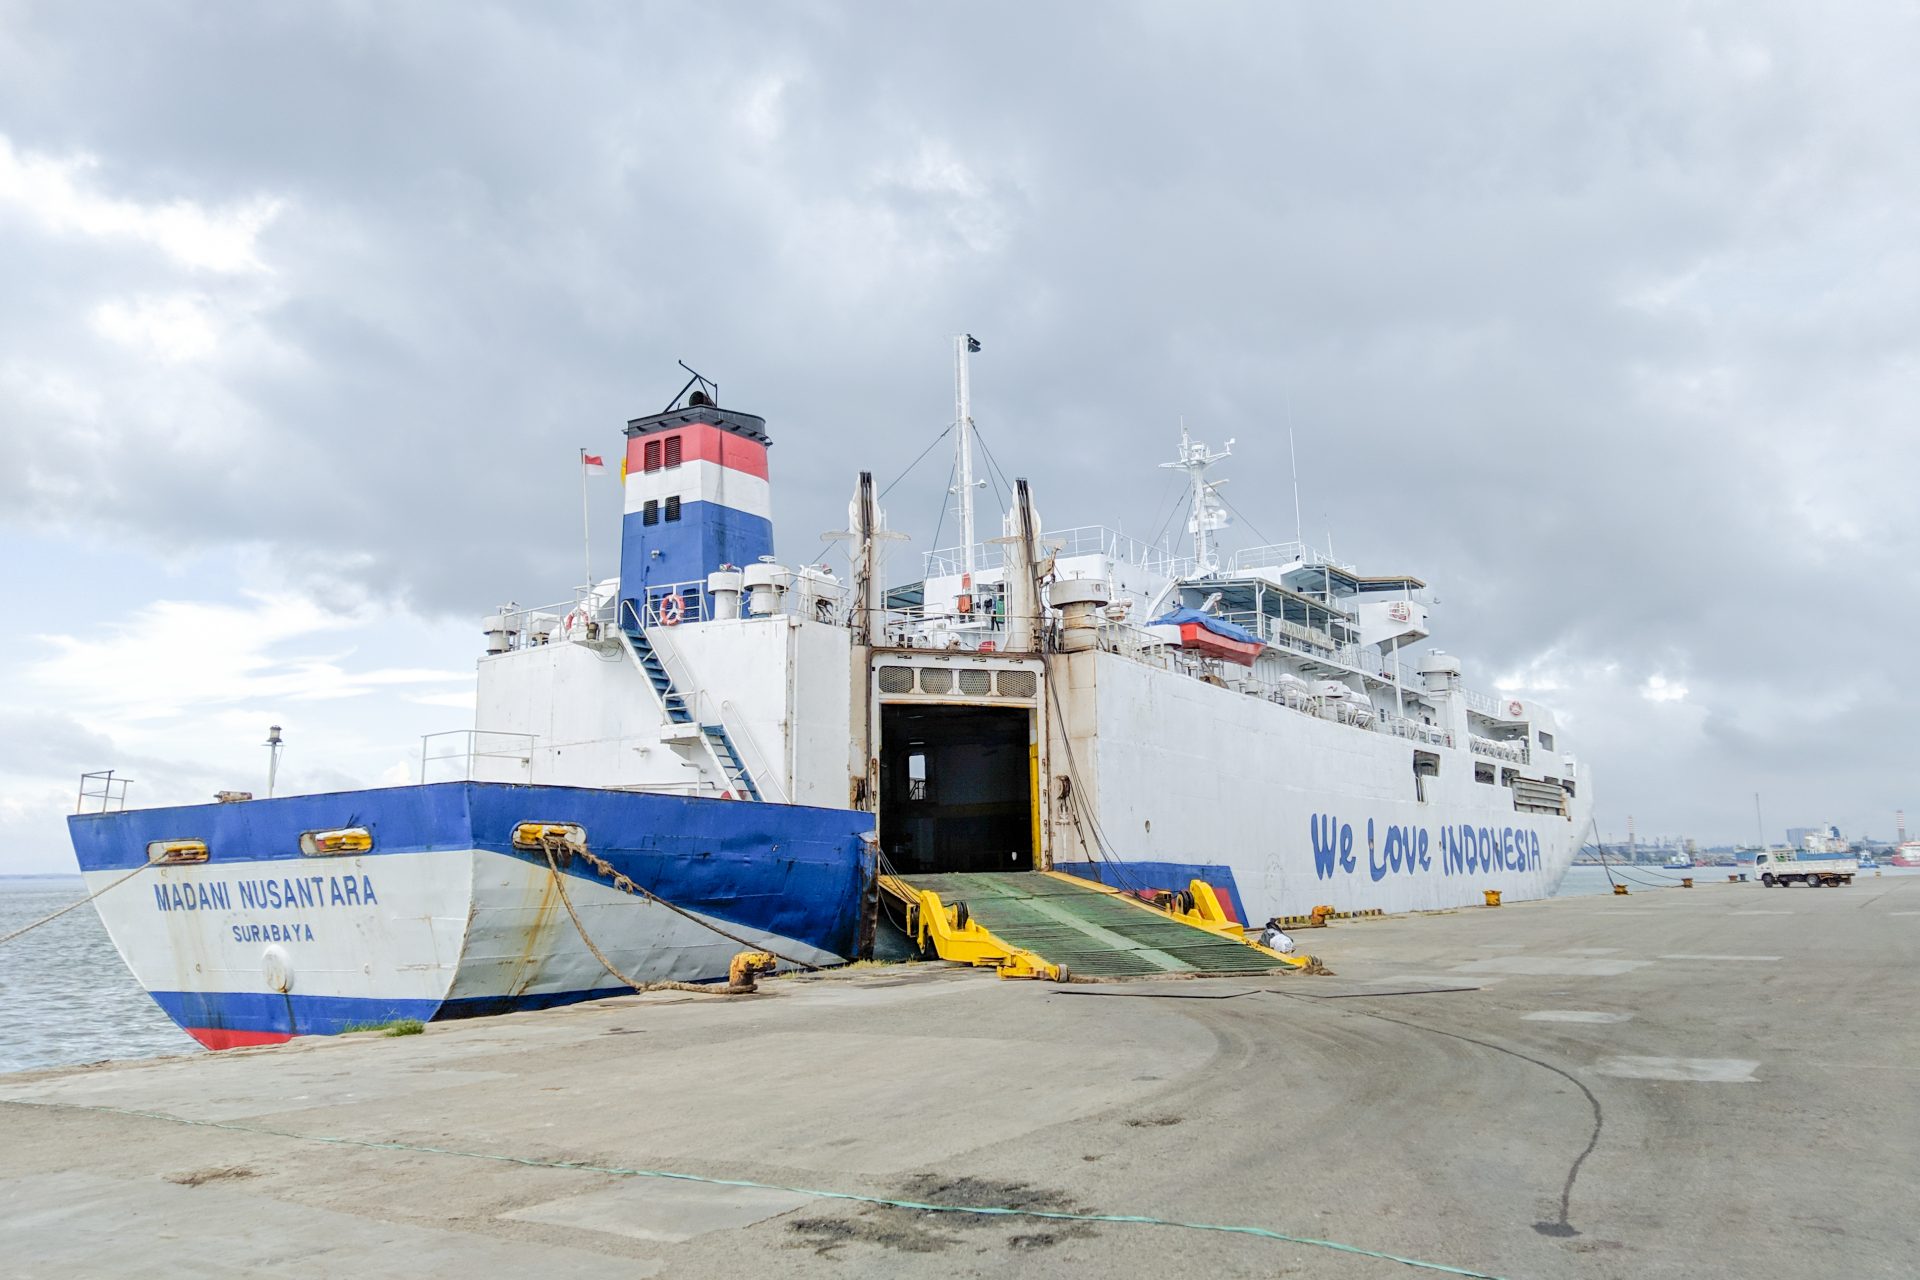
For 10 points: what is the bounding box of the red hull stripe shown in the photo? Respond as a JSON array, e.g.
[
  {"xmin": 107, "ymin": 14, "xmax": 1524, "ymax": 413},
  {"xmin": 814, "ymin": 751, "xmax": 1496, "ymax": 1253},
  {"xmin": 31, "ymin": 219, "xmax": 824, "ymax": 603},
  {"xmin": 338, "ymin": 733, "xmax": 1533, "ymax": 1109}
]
[
  {"xmin": 625, "ymin": 422, "xmax": 769, "ymax": 481},
  {"xmin": 187, "ymin": 1026, "xmax": 296, "ymax": 1051}
]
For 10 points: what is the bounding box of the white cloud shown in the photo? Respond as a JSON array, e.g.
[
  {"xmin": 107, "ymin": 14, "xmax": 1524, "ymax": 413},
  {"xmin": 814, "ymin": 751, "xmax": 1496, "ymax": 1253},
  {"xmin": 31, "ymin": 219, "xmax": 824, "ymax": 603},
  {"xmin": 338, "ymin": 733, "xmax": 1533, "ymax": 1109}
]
[
  {"xmin": 736, "ymin": 74, "xmax": 791, "ymax": 145},
  {"xmin": 0, "ymin": 133, "xmax": 281, "ymax": 274},
  {"xmin": 406, "ymin": 690, "xmax": 480, "ymax": 709},
  {"xmin": 1642, "ymin": 674, "xmax": 1690, "ymax": 703},
  {"xmin": 91, "ymin": 294, "xmax": 221, "ymax": 362},
  {"xmin": 29, "ymin": 592, "xmax": 472, "ymax": 722}
]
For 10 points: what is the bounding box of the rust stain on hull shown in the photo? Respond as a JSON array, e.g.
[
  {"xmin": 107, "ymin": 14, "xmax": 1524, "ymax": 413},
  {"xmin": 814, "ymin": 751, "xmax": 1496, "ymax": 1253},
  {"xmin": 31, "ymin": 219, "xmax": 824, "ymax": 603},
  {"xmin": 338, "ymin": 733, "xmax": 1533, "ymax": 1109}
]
[{"xmin": 506, "ymin": 870, "xmax": 564, "ymax": 997}]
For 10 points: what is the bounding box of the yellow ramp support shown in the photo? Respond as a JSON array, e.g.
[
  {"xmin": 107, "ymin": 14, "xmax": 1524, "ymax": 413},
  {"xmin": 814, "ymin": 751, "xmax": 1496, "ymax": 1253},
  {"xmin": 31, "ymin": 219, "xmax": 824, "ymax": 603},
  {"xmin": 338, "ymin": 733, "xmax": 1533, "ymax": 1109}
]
[
  {"xmin": 877, "ymin": 875, "xmax": 1064, "ymax": 981},
  {"xmin": 880, "ymin": 870, "xmax": 1318, "ymax": 979}
]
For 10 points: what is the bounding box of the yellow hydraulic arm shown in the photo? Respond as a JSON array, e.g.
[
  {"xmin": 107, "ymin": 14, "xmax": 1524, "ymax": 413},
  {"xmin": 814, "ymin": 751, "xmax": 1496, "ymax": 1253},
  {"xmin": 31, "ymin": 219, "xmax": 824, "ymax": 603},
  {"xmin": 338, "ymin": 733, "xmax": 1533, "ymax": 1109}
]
[{"xmin": 877, "ymin": 875, "xmax": 1066, "ymax": 981}]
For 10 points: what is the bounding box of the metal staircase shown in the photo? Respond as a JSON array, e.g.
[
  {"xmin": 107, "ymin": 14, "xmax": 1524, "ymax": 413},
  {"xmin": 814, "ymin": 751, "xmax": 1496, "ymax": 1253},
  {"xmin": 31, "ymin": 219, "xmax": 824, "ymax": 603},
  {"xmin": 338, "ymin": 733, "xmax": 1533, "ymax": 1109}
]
[
  {"xmin": 626, "ymin": 622, "xmax": 693, "ymax": 723},
  {"xmin": 618, "ymin": 613, "xmax": 764, "ymax": 802}
]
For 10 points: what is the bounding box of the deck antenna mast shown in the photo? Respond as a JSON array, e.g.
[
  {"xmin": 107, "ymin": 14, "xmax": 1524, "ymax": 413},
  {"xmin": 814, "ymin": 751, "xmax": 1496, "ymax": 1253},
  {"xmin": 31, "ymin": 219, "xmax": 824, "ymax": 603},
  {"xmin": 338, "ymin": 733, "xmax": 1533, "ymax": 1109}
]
[
  {"xmin": 1289, "ymin": 427, "xmax": 1303, "ymax": 548},
  {"xmin": 951, "ymin": 335, "xmax": 984, "ymax": 577},
  {"xmin": 1160, "ymin": 422, "xmax": 1233, "ymax": 575}
]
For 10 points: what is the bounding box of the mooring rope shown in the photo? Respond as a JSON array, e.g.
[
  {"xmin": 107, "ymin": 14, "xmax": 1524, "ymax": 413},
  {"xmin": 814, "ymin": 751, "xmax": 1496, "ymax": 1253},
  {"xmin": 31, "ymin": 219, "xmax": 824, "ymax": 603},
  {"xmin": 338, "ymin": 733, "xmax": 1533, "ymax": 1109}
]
[
  {"xmin": 535, "ymin": 834, "xmax": 817, "ymax": 997},
  {"xmin": 0, "ymin": 861, "xmax": 152, "ymax": 948}
]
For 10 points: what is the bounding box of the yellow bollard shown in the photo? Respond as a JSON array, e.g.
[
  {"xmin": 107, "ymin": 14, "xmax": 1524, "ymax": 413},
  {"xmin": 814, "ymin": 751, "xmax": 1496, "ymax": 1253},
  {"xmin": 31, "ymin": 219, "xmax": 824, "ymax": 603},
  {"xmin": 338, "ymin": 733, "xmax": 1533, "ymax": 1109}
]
[
  {"xmin": 1483, "ymin": 889, "xmax": 1502, "ymax": 907},
  {"xmin": 1681, "ymin": 877, "xmax": 1693, "ymax": 888},
  {"xmin": 1612, "ymin": 883, "xmax": 1629, "ymax": 896},
  {"xmin": 728, "ymin": 951, "xmax": 778, "ymax": 990}
]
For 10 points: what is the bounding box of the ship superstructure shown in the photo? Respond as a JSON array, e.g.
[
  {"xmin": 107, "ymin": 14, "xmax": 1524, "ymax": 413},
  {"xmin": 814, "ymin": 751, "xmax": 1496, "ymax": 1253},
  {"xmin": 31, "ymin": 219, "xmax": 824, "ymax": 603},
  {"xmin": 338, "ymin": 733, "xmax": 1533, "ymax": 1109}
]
[{"xmin": 464, "ymin": 346, "xmax": 1589, "ymax": 920}]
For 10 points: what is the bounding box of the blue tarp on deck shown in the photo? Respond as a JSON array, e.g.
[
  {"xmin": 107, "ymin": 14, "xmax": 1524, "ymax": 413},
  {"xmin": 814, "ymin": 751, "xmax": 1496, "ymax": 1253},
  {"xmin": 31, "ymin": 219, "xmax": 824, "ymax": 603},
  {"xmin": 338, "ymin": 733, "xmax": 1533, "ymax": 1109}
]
[{"xmin": 1148, "ymin": 607, "xmax": 1261, "ymax": 646}]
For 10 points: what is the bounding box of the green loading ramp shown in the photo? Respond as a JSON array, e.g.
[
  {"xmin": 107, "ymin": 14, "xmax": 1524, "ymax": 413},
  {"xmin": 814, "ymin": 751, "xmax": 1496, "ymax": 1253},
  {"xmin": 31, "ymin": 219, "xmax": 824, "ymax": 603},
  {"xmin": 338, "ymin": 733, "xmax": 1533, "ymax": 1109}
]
[{"xmin": 879, "ymin": 870, "xmax": 1306, "ymax": 980}]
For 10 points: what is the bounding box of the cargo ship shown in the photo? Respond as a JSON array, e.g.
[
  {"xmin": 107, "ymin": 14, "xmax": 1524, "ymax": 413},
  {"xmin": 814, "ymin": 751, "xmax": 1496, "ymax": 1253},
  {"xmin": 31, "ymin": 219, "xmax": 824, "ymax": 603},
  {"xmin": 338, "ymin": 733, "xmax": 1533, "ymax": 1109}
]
[{"xmin": 70, "ymin": 344, "xmax": 1590, "ymax": 1046}]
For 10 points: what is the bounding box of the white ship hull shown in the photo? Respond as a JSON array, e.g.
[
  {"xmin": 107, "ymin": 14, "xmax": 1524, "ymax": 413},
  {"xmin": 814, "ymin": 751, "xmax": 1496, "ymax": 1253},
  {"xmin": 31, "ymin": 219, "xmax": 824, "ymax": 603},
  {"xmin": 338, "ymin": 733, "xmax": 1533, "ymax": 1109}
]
[{"xmin": 1070, "ymin": 652, "xmax": 1581, "ymax": 919}]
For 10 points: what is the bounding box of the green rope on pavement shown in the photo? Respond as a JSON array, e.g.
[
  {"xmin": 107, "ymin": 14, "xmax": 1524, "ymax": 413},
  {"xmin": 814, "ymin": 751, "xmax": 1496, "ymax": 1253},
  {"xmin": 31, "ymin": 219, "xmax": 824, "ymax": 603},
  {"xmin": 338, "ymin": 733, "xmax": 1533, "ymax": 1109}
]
[{"xmin": 11, "ymin": 1098, "xmax": 1511, "ymax": 1279}]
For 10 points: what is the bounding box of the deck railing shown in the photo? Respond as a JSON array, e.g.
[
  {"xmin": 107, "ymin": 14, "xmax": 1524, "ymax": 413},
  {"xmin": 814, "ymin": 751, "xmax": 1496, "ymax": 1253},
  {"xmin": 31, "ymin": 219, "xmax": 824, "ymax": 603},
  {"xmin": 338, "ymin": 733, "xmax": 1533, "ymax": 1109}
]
[
  {"xmin": 924, "ymin": 525, "xmax": 1178, "ymax": 579},
  {"xmin": 419, "ymin": 730, "xmax": 537, "ymax": 783}
]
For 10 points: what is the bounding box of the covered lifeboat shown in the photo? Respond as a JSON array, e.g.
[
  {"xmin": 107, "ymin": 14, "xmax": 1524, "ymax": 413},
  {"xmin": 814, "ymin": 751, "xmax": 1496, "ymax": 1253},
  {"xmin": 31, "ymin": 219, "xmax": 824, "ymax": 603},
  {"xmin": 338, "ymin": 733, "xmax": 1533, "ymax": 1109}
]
[{"xmin": 1148, "ymin": 607, "xmax": 1264, "ymax": 666}]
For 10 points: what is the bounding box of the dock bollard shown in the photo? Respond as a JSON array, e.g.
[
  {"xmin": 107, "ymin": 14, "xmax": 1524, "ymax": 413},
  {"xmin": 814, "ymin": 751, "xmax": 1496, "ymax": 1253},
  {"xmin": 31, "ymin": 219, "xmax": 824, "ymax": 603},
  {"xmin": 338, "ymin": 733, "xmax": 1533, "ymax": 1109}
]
[
  {"xmin": 1482, "ymin": 889, "xmax": 1502, "ymax": 907},
  {"xmin": 1728, "ymin": 874, "xmax": 1739, "ymax": 883},
  {"xmin": 1612, "ymin": 883, "xmax": 1629, "ymax": 896},
  {"xmin": 1681, "ymin": 877, "xmax": 1693, "ymax": 888}
]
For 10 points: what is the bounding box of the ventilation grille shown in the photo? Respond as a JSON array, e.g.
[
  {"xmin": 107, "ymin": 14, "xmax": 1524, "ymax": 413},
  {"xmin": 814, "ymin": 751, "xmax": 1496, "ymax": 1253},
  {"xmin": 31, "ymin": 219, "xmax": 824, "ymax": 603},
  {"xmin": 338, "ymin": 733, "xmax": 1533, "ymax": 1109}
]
[
  {"xmin": 876, "ymin": 664, "xmax": 1039, "ymax": 698},
  {"xmin": 996, "ymin": 671, "xmax": 1036, "ymax": 698},
  {"xmin": 1512, "ymin": 778, "xmax": 1568, "ymax": 816}
]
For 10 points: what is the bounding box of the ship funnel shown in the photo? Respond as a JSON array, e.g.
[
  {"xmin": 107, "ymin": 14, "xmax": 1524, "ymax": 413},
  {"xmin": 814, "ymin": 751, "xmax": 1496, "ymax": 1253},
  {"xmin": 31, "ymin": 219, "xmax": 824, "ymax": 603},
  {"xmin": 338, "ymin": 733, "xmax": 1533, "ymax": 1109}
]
[{"xmin": 618, "ymin": 391, "xmax": 774, "ymax": 630}]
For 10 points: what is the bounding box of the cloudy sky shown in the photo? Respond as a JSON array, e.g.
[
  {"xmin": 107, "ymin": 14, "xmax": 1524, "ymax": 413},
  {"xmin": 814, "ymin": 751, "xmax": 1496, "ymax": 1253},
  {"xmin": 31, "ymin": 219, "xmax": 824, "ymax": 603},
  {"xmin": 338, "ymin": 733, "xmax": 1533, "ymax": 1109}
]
[{"xmin": 2, "ymin": 1, "xmax": 1915, "ymax": 871}]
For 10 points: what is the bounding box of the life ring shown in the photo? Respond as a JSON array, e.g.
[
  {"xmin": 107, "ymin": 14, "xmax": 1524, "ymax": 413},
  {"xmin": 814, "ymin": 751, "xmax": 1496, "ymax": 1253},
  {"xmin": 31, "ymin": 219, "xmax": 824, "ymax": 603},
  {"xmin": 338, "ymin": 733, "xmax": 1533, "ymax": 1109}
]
[
  {"xmin": 1506, "ymin": 699, "xmax": 1523, "ymax": 718},
  {"xmin": 660, "ymin": 594, "xmax": 684, "ymax": 625}
]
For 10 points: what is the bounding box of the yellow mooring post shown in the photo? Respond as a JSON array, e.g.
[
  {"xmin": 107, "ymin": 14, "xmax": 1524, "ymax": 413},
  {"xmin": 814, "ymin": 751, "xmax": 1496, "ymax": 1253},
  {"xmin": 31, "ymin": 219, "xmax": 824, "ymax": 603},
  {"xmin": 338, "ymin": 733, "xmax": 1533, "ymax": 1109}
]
[
  {"xmin": 1482, "ymin": 889, "xmax": 1502, "ymax": 907},
  {"xmin": 1681, "ymin": 877, "xmax": 1694, "ymax": 888},
  {"xmin": 1613, "ymin": 883, "xmax": 1630, "ymax": 896}
]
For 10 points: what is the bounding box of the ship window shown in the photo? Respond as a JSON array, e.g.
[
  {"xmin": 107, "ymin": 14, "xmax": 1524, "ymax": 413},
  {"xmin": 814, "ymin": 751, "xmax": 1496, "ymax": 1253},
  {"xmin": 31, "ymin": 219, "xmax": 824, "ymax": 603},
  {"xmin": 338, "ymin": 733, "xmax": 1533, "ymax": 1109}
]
[
  {"xmin": 907, "ymin": 750, "xmax": 928, "ymax": 801},
  {"xmin": 958, "ymin": 670, "xmax": 991, "ymax": 696},
  {"xmin": 643, "ymin": 499, "xmax": 659, "ymax": 526},
  {"xmin": 1475, "ymin": 763, "xmax": 1496, "ymax": 784},
  {"xmin": 644, "ymin": 439, "xmax": 662, "ymax": 472},
  {"xmin": 664, "ymin": 435, "xmax": 683, "ymax": 468},
  {"xmin": 1538, "ymin": 731, "xmax": 1555, "ymax": 751},
  {"xmin": 878, "ymin": 665, "xmax": 916, "ymax": 694},
  {"xmin": 1501, "ymin": 768, "xmax": 1520, "ymax": 788},
  {"xmin": 665, "ymin": 494, "xmax": 682, "ymax": 522},
  {"xmin": 919, "ymin": 668, "xmax": 953, "ymax": 695}
]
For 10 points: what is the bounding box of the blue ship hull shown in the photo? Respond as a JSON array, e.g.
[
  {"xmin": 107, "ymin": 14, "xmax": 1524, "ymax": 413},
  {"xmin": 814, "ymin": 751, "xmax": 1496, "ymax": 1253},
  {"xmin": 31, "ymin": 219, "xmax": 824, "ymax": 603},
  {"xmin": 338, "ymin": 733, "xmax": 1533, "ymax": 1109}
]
[{"xmin": 69, "ymin": 782, "xmax": 875, "ymax": 1047}]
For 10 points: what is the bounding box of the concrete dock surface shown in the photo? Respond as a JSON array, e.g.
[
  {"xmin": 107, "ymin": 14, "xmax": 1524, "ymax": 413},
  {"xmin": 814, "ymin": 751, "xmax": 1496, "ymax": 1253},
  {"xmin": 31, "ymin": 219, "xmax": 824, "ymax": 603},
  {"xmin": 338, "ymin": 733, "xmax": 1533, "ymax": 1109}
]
[{"xmin": 3, "ymin": 874, "xmax": 1915, "ymax": 1279}]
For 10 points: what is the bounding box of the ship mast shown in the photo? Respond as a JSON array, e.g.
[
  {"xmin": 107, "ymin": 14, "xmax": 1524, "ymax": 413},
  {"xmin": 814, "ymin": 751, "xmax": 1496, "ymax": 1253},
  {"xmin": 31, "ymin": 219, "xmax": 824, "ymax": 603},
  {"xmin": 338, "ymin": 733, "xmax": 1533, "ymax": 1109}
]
[
  {"xmin": 1160, "ymin": 424, "xmax": 1233, "ymax": 575},
  {"xmin": 951, "ymin": 334, "xmax": 984, "ymax": 577}
]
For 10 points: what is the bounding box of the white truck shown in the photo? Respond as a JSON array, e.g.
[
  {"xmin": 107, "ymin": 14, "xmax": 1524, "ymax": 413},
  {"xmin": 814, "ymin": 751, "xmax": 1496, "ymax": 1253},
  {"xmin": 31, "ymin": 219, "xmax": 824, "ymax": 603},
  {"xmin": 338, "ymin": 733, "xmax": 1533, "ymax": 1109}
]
[{"xmin": 1754, "ymin": 850, "xmax": 1857, "ymax": 887}]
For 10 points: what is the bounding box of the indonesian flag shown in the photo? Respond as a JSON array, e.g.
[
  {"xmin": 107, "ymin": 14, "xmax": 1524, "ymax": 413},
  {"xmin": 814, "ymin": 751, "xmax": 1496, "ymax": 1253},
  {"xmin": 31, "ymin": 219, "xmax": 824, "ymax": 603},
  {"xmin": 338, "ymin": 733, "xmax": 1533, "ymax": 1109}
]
[{"xmin": 581, "ymin": 452, "xmax": 606, "ymax": 475}]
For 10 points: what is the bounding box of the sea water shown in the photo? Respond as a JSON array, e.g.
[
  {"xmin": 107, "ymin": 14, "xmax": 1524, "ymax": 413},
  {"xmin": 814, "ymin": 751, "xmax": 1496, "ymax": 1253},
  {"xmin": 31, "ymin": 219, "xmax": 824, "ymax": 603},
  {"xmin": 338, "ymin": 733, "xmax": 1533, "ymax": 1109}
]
[{"xmin": 0, "ymin": 876, "xmax": 198, "ymax": 1074}]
